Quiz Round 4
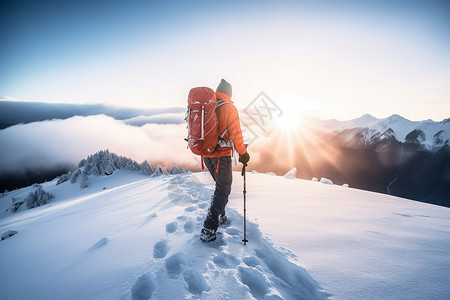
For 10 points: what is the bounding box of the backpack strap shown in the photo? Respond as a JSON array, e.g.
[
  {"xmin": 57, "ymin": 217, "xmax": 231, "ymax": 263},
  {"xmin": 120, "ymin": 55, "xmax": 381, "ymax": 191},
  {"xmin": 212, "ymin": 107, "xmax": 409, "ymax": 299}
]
[
  {"xmin": 216, "ymin": 99, "xmax": 229, "ymax": 109},
  {"xmin": 220, "ymin": 128, "xmax": 228, "ymax": 139},
  {"xmin": 215, "ymin": 100, "xmax": 235, "ymax": 168},
  {"xmin": 216, "ymin": 156, "xmax": 221, "ymax": 173},
  {"xmin": 216, "ymin": 100, "xmax": 231, "ymax": 147}
]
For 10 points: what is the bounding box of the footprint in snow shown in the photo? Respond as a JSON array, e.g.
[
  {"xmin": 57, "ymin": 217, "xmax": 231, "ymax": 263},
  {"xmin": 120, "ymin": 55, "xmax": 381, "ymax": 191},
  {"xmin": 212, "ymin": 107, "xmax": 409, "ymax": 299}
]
[
  {"xmin": 213, "ymin": 252, "xmax": 240, "ymax": 269},
  {"xmin": 165, "ymin": 221, "xmax": 177, "ymax": 233},
  {"xmin": 238, "ymin": 266, "xmax": 269, "ymax": 299},
  {"xmin": 131, "ymin": 191, "xmax": 329, "ymax": 299},
  {"xmin": 161, "ymin": 242, "xmax": 210, "ymax": 294},
  {"xmin": 243, "ymin": 256, "xmax": 261, "ymax": 267},
  {"xmin": 183, "ymin": 220, "xmax": 194, "ymax": 234},
  {"xmin": 131, "ymin": 272, "xmax": 156, "ymax": 300},
  {"xmin": 184, "ymin": 206, "xmax": 197, "ymax": 212},
  {"xmin": 176, "ymin": 215, "xmax": 187, "ymax": 221},
  {"xmin": 182, "ymin": 269, "xmax": 210, "ymax": 295},
  {"xmin": 198, "ymin": 202, "xmax": 209, "ymax": 209},
  {"xmin": 225, "ymin": 227, "xmax": 240, "ymax": 236},
  {"xmin": 153, "ymin": 239, "xmax": 169, "ymax": 259},
  {"xmin": 165, "ymin": 252, "xmax": 186, "ymax": 278},
  {"xmin": 167, "ymin": 175, "xmax": 205, "ymax": 207},
  {"xmin": 254, "ymin": 246, "xmax": 329, "ymax": 299}
]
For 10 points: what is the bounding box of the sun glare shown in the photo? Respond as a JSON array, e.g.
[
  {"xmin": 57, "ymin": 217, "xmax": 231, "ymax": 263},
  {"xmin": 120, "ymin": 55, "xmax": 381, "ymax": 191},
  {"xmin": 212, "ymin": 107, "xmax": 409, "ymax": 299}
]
[
  {"xmin": 275, "ymin": 109, "xmax": 303, "ymax": 132},
  {"xmin": 273, "ymin": 94, "xmax": 311, "ymax": 133}
]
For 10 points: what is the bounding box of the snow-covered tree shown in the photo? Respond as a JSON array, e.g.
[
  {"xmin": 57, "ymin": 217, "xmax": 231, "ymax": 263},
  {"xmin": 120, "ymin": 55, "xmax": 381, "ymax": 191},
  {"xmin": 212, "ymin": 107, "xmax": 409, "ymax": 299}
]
[
  {"xmin": 25, "ymin": 186, "xmax": 54, "ymax": 209},
  {"xmin": 153, "ymin": 165, "xmax": 168, "ymax": 176},
  {"xmin": 87, "ymin": 154, "xmax": 101, "ymax": 176},
  {"xmin": 78, "ymin": 159, "xmax": 87, "ymax": 168},
  {"xmin": 114, "ymin": 155, "xmax": 127, "ymax": 169},
  {"xmin": 125, "ymin": 159, "xmax": 139, "ymax": 172},
  {"xmin": 56, "ymin": 172, "xmax": 72, "ymax": 185},
  {"xmin": 101, "ymin": 150, "xmax": 115, "ymax": 175},
  {"xmin": 10, "ymin": 197, "xmax": 24, "ymax": 213},
  {"xmin": 140, "ymin": 160, "xmax": 154, "ymax": 176},
  {"xmin": 69, "ymin": 150, "xmax": 189, "ymax": 189},
  {"xmin": 80, "ymin": 173, "xmax": 88, "ymax": 189},
  {"xmin": 170, "ymin": 166, "xmax": 184, "ymax": 174},
  {"xmin": 70, "ymin": 169, "xmax": 81, "ymax": 183}
]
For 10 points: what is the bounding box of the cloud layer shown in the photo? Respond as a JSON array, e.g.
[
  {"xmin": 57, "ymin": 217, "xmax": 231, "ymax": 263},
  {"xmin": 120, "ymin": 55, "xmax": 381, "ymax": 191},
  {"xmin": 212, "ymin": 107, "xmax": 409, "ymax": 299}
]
[
  {"xmin": 0, "ymin": 115, "xmax": 198, "ymax": 178},
  {"xmin": 0, "ymin": 100, "xmax": 185, "ymax": 129},
  {"xmin": 123, "ymin": 113, "xmax": 185, "ymax": 126}
]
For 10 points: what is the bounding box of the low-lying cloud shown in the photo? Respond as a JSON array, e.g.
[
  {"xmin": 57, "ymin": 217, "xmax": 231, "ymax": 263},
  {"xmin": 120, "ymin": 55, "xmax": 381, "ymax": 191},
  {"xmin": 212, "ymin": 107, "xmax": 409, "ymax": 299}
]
[
  {"xmin": 0, "ymin": 110, "xmax": 290, "ymax": 191},
  {"xmin": 0, "ymin": 108, "xmax": 309, "ymax": 188},
  {"xmin": 0, "ymin": 115, "xmax": 199, "ymax": 179},
  {"xmin": 123, "ymin": 113, "xmax": 185, "ymax": 126},
  {"xmin": 0, "ymin": 100, "xmax": 185, "ymax": 129}
]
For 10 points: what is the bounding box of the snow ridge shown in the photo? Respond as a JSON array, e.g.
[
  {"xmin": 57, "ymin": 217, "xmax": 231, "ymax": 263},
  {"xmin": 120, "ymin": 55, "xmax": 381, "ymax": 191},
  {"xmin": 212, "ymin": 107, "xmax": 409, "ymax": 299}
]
[
  {"xmin": 4, "ymin": 150, "xmax": 189, "ymax": 214},
  {"xmin": 62, "ymin": 149, "xmax": 188, "ymax": 189}
]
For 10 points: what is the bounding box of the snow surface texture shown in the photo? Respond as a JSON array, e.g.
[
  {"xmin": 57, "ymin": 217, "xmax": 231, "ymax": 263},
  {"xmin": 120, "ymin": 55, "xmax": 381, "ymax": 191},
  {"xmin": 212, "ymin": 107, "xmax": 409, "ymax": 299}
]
[
  {"xmin": 0, "ymin": 171, "xmax": 329, "ymax": 300},
  {"xmin": 320, "ymin": 114, "xmax": 450, "ymax": 149},
  {"xmin": 223, "ymin": 173, "xmax": 450, "ymax": 300},
  {"xmin": 1, "ymin": 171, "xmax": 449, "ymax": 299}
]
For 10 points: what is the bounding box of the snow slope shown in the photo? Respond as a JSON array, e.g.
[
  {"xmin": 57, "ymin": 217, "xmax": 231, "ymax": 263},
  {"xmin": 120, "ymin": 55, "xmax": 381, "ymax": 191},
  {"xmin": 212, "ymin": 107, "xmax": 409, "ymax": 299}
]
[
  {"xmin": 1, "ymin": 171, "xmax": 449, "ymax": 300},
  {"xmin": 223, "ymin": 172, "xmax": 450, "ymax": 300},
  {"xmin": 0, "ymin": 171, "xmax": 328, "ymax": 300}
]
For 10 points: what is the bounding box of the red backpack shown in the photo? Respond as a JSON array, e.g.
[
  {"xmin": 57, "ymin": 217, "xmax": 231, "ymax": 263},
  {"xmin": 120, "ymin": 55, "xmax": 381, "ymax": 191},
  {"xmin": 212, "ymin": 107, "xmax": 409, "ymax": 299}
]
[{"xmin": 185, "ymin": 87, "xmax": 228, "ymax": 156}]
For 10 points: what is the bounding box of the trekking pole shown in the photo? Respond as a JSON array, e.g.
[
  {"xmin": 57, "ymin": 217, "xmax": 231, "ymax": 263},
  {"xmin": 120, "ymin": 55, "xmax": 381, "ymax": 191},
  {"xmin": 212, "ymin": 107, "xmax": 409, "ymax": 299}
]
[{"xmin": 242, "ymin": 162, "xmax": 248, "ymax": 245}]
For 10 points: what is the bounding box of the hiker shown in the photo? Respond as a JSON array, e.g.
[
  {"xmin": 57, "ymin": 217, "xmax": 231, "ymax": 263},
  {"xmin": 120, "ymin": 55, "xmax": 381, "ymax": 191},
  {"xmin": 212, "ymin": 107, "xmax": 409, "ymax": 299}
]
[{"xmin": 200, "ymin": 79, "xmax": 250, "ymax": 242}]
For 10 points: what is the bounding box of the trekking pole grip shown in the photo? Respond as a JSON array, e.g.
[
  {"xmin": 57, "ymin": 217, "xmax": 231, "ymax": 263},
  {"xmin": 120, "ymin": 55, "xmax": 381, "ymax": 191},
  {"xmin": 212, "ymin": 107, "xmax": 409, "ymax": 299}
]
[{"xmin": 241, "ymin": 143, "xmax": 249, "ymax": 177}]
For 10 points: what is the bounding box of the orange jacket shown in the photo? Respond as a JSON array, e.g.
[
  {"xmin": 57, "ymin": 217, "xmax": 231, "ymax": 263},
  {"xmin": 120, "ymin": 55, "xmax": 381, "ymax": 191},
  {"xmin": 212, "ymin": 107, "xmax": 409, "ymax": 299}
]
[{"xmin": 204, "ymin": 92, "xmax": 247, "ymax": 157}]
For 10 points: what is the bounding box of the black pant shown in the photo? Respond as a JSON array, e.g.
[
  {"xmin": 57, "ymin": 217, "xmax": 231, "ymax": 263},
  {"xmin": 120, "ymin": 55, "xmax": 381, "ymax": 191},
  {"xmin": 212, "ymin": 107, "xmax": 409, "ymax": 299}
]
[{"xmin": 203, "ymin": 156, "xmax": 232, "ymax": 231}]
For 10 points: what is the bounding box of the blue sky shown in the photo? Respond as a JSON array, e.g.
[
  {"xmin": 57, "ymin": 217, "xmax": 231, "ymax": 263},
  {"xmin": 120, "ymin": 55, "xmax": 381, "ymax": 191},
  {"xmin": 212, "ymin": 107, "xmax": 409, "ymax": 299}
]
[{"xmin": 1, "ymin": 0, "xmax": 449, "ymax": 121}]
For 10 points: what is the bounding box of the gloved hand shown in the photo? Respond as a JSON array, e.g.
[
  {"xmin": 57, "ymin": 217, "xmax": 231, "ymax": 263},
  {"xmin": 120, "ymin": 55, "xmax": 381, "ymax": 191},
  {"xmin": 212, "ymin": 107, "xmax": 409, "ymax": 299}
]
[{"xmin": 239, "ymin": 152, "xmax": 250, "ymax": 166}]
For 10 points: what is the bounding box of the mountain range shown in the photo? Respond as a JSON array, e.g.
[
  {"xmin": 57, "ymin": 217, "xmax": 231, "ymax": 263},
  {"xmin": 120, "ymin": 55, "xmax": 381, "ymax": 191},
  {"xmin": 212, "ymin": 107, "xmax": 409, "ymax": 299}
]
[
  {"xmin": 312, "ymin": 114, "xmax": 450, "ymax": 207},
  {"xmin": 320, "ymin": 113, "xmax": 450, "ymax": 151}
]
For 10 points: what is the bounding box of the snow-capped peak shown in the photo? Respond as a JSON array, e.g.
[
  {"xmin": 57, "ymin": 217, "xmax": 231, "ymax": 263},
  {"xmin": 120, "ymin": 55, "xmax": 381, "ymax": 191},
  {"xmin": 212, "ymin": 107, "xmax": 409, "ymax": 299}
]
[
  {"xmin": 386, "ymin": 114, "xmax": 407, "ymax": 122},
  {"xmin": 319, "ymin": 113, "xmax": 379, "ymax": 131},
  {"xmin": 351, "ymin": 113, "xmax": 380, "ymax": 127},
  {"xmin": 321, "ymin": 114, "xmax": 450, "ymax": 150}
]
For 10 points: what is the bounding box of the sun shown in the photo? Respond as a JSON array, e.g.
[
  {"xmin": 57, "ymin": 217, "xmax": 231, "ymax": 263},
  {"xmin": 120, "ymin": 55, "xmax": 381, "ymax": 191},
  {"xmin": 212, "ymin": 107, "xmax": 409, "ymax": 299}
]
[
  {"xmin": 275, "ymin": 109, "xmax": 303, "ymax": 132},
  {"xmin": 273, "ymin": 94, "xmax": 309, "ymax": 132}
]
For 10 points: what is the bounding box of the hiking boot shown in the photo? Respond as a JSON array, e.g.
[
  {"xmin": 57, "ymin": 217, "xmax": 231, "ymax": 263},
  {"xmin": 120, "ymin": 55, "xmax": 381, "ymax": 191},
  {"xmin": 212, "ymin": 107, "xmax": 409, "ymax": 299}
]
[
  {"xmin": 219, "ymin": 214, "xmax": 228, "ymax": 225},
  {"xmin": 200, "ymin": 228, "xmax": 216, "ymax": 242}
]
